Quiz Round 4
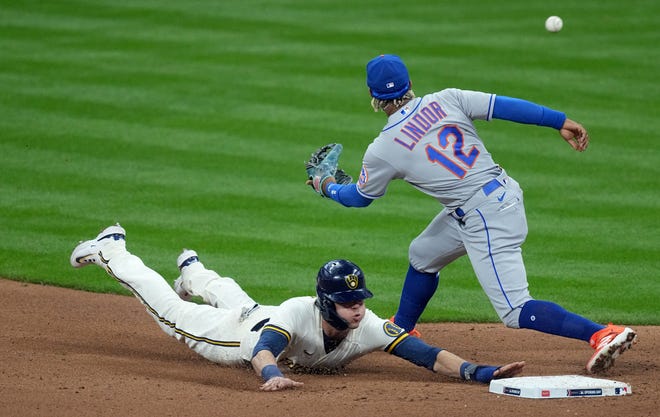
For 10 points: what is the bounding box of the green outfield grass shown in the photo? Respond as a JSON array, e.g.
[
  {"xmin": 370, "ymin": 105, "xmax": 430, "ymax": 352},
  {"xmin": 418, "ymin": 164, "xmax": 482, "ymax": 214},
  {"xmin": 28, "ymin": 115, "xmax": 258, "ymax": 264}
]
[{"xmin": 1, "ymin": 0, "xmax": 658, "ymax": 324}]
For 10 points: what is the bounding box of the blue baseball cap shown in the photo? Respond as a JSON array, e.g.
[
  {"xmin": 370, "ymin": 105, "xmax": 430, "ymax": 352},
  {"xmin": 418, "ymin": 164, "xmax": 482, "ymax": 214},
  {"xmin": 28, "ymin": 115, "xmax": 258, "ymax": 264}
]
[{"xmin": 366, "ymin": 54, "xmax": 410, "ymax": 100}]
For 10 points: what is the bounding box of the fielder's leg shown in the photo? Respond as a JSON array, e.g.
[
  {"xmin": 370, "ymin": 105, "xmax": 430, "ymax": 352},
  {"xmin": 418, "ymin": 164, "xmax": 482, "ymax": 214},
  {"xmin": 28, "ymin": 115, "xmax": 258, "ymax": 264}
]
[
  {"xmin": 459, "ymin": 180, "xmax": 637, "ymax": 372},
  {"xmin": 398, "ymin": 209, "xmax": 467, "ymax": 333}
]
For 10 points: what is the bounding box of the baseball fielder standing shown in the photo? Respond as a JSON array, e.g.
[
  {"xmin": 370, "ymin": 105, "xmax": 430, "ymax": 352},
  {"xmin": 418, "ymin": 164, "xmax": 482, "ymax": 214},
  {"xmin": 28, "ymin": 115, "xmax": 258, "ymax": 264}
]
[
  {"xmin": 71, "ymin": 224, "xmax": 524, "ymax": 391},
  {"xmin": 305, "ymin": 54, "xmax": 637, "ymax": 374}
]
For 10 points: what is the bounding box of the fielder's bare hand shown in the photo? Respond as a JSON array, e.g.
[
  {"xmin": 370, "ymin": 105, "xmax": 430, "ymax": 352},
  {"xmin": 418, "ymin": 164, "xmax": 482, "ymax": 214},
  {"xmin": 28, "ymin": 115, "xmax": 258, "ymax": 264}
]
[
  {"xmin": 259, "ymin": 376, "xmax": 304, "ymax": 391},
  {"xmin": 493, "ymin": 361, "xmax": 526, "ymax": 379},
  {"xmin": 560, "ymin": 118, "xmax": 589, "ymax": 152}
]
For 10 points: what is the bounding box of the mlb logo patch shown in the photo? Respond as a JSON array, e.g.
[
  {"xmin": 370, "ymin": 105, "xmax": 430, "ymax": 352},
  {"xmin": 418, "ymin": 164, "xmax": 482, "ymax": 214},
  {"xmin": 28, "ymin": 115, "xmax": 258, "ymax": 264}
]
[
  {"xmin": 386, "ymin": 82, "xmax": 394, "ymax": 88},
  {"xmin": 358, "ymin": 166, "xmax": 368, "ymax": 187}
]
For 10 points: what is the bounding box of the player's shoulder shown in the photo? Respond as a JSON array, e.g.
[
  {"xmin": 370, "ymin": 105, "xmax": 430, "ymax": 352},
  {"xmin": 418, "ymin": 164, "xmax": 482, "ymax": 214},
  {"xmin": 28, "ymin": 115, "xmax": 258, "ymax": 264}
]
[
  {"xmin": 347, "ymin": 310, "xmax": 406, "ymax": 351},
  {"xmin": 279, "ymin": 296, "xmax": 316, "ymax": 309},
  {"xmin": 431, "ymin": 87, "xmax": 490, "ymax": 98},
  {"xmin": 419, "ymin": 88, "xmax": 463, "ymax": 110},
  {"xmin": 429, "ymin": 88, "xmax": 494, "ymax": 112},
  {"xmin": 269, "ymin": 296, "xmax": 317, "ymax": 326},
  {"xmin": 361, "ymin": 309, "xmax": 406, "ymax": 336},
  {"xmin": 431, "ymin": 87, "xmax": 470, "ymax": 100}
]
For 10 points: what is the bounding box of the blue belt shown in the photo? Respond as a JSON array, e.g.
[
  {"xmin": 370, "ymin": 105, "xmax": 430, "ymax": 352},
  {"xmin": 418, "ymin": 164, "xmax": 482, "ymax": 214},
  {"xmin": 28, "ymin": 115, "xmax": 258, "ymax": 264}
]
[
  {"xmin": 454, "ymin": 178, "xmax": 503, "ymax": 218},
  {"xmin": 482, "ymin": 177, "xmax": 503, "ymax": 196}
]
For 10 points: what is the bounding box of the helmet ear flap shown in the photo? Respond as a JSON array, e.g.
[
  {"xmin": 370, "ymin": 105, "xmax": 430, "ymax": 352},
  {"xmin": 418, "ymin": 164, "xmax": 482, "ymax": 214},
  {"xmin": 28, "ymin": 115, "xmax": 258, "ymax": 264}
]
[{"xmin": 315, "ymin": 294, "xmax": 349, "ymax": 331}]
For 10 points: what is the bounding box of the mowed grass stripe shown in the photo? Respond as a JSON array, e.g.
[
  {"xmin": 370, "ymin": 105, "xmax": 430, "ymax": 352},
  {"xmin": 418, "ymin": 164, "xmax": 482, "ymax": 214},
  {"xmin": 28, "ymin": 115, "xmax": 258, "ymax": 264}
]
[{"xmin": 1, "ymin": 0, "xmax": 657, "ymax": 324}]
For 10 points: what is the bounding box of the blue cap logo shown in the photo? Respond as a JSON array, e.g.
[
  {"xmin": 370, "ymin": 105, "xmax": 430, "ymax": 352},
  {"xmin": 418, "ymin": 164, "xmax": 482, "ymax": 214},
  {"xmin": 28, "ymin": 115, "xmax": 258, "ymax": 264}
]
[{"xmin": 366, "ymin": 54, "xmax": 410, "ymax": 100}]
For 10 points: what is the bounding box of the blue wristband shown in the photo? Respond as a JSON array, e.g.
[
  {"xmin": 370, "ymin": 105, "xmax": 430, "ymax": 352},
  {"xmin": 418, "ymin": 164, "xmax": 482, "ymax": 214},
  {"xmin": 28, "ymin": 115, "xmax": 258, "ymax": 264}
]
[
  {"xmin": 460, "ymin": 362, "xmax": 499, "ymax": 383},
  {"xmin": 261, "ymin": 364, "xmax": 284, "ymax": 382}
]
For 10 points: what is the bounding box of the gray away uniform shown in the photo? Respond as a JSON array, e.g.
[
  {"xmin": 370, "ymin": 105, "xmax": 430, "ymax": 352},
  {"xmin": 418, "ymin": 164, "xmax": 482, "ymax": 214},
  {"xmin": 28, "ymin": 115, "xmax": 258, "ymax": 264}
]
[{"xmin": 357, "ymin": 88, "xmax": 530, "ymax": 326}]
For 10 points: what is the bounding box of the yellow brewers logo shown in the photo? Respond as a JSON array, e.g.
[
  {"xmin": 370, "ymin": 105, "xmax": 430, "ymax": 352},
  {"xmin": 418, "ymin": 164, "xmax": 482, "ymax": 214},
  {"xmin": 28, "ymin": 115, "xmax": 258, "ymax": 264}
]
[
  {"xmin": 383, "ymin": 321, "xmax": 404, "ymax": 337},
  {"xmin": 345, "ymin": 274, "xmax": 359, "ymax": 289}
]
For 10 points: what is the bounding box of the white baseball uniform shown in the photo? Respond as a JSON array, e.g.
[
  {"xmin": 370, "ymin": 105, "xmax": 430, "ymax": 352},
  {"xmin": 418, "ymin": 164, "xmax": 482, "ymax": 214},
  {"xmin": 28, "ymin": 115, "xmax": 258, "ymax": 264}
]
[{"xmin": 105, "ymin": 251, "xmax": 408, "ymax": 370}]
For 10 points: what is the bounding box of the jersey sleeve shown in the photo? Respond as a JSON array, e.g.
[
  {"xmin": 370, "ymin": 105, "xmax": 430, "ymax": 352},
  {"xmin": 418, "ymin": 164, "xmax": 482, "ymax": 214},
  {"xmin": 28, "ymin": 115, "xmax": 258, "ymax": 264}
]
[
  {"xmin": 356, "ymin": 144, "xmax": 401, "ymax": 199},
  {"xmin": 357, "ymin": 313, "xmax": 442, "ymax": 371},
  {"xmin": 259, "ymin": 297, "xmax": 318, "ymax": 360},
  {"xmin": 264, "ymin": 298, "xmax": 306, "ymax": 337},
  {"xmin": 443, "ymin": 88, "xmax": 495, "ymax": 121},
  {"xmin": 252, "ymin": 327, "xmax": 290, "ymax": 358},
  {"xmin": 389, "ymin": 335, "xmax": 442, "ymax": 370},
  {"xmin": 356, "ymin": 311, "xmax": 409, "ymax": 351}
]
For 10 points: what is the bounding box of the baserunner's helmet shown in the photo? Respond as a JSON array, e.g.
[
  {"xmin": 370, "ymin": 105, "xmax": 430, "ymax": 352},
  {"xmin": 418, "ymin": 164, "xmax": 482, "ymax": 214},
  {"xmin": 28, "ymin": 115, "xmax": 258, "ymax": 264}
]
[{"xmin": 315, "ymin": 259, "xmax": 373, "ymax": 330}]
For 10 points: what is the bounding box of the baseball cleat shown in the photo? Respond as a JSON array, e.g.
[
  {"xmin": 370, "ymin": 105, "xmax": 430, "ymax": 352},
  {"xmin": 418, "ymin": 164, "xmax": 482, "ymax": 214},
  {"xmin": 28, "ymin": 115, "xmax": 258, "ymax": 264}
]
[
  {"xmin": 407, "ymin": 328, "xmax": 422, "ymax": 338},
  {"xmin": 175, "ymin": 249, "xmax": 202, "ymax": 300},
  {"xmin": 586, "ymin": 324, "xmax": 637, "ymax": 373},
  {"xmin": 177, "ymin": 248, "xmax": 200, "ymax": 271},
  {"xmin": 70, "ymin": 224, "xmax": 126, "ymax": 268}
]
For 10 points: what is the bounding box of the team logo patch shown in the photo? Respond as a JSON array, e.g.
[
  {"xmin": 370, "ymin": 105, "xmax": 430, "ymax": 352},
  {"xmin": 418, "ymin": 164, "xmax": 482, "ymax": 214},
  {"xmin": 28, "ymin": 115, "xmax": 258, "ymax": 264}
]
[
  {"xmin": 345, "ymin": 274, "xmax": 359, "ymax": 289},
  {"xmin": 383, "ymin": 321, "xmax": 404, "ymax": 337}
]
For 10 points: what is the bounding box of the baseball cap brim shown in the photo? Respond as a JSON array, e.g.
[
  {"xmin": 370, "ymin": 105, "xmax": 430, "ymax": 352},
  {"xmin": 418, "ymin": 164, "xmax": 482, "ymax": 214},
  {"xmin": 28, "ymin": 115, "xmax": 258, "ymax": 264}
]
[{"xmin": 328, "ymin": 288, "xmax": 374, "ymax": 303}]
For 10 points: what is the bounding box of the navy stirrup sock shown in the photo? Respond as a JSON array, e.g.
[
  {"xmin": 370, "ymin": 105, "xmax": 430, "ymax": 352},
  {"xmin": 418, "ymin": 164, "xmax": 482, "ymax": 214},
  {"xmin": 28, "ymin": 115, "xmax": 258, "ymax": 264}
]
[
  {"xmin": 394, "ymin": 265, "xmax": 439, "ymax": 332},
  {"xmin": 518, "ymin": 300, "xmax": 604, "ymax": 342}
]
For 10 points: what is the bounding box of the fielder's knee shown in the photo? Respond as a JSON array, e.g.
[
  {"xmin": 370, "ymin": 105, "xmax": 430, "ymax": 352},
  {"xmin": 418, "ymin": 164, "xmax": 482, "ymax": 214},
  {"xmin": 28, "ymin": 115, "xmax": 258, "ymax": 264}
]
[{"xmin": 501, "ymin": 307, "xmax": 523, "ymax": 329}]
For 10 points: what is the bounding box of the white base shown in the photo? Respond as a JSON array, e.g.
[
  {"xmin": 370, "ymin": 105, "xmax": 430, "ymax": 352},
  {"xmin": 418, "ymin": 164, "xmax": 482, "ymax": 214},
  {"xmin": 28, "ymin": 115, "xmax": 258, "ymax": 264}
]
[{"xmin": 489, "ymin": 375, "xmax": 632, "ymax": 399}]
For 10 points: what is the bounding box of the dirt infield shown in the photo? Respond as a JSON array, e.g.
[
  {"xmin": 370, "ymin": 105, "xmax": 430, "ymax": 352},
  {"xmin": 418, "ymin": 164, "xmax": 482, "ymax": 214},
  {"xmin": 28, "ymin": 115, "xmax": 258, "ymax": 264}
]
[{"xmin": 1, "ymin": 278, "xmax": 657, "ymax": 417}]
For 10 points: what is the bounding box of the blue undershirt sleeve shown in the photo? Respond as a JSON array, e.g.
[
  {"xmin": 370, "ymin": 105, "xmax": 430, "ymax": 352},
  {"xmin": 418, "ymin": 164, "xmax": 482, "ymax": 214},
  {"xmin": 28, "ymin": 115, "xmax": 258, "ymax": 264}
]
[
  {"xmin": 251, "ymin": 328, "xmax": 289, "ymax": 359},
  {"xmin": 493, "ymin": 95, "xmax": 566, "ymax": 129},
  {"xmin": 390, "ymin": 335, "xmax": 443, "ymax": 371},
  {"xmin": 325, "ymin": 183, "xmax": 373, "ymax": 207}
]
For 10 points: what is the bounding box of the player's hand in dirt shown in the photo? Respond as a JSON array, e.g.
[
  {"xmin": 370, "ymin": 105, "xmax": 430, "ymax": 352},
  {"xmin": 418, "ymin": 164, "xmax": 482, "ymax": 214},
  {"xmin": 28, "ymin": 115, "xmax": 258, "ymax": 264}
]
[
  {"xmin": 493, "ymin": 361, "xmax": 526, "ymax": 379},
  {"xmin": 259, "ymin": 376, "xmax": 304, "ymax": 391}
]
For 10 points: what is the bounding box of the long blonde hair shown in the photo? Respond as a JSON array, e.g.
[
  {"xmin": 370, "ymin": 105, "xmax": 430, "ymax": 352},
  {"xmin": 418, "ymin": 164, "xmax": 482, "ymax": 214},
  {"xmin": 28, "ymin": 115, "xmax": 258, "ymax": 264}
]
[{"xmin": 370, "ymin": 90, "xmax": 416, "ymax": 112}]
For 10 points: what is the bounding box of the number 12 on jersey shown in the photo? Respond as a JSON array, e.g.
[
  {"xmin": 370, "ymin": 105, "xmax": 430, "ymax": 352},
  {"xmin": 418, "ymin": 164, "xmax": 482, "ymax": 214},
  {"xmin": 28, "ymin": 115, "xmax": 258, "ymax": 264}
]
[{"xmin": 425, "ymin": 125, "xmax": 480, "ymax": 178}]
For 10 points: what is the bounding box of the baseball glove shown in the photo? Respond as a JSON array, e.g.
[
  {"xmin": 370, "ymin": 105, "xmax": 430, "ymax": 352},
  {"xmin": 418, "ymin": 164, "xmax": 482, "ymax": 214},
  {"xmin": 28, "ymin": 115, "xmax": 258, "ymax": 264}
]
[{"xmin": 305, "ymin": 143, "xmax": 352, "ymax": 197}]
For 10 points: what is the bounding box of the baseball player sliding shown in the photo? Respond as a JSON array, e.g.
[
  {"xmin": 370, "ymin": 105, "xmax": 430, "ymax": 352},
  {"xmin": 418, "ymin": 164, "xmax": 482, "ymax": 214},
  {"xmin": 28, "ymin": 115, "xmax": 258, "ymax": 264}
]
[
  {"xmin": 305, "ymin": 54, "xmax": 637, "ymax": 374},
  {"xmin": 70, "ymin": 224, "xmax": 524, "ymax": 391}
]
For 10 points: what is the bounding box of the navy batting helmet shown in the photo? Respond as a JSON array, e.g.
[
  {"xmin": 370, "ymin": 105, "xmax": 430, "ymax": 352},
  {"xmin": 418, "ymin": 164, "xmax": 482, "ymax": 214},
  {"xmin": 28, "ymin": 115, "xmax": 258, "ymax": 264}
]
[{"xmin": 315, "ymin": 259, "xmax": 373, "ymax": 330}]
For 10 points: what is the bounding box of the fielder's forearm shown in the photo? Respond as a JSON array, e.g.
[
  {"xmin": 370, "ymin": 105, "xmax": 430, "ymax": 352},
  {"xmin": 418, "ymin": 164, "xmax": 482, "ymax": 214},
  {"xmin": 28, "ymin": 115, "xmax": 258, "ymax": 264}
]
[
  {"xmin": 492, "ymin": 95, "xmax": 566, "ymax": 129},
  {"xmin": 325, "ymin": 182, "xmax": 373, "ymax": 207}
]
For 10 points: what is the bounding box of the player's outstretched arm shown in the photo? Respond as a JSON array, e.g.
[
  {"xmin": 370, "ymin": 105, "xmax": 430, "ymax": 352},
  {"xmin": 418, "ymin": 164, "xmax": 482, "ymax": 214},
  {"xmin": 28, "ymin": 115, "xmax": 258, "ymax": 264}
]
[
  {"xmin": 433, "ymin": 349, "xmax": 525, "ymax": 382},
  {"xmin": 391, "ymin": 335, "xmax": 525, "ymax": 383},
  {"xmin": 492, "ymin": 96, "xmax": 589, "ymax": 152},
  {"xmin": 559, "ymin": 118, "xmax": 589, "ymax": 152}
]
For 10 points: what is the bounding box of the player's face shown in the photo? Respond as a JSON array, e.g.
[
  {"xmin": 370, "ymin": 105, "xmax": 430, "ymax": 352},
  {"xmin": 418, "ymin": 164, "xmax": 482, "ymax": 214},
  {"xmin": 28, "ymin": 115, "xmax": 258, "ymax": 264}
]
[{"xmin": 334, "ymin": 300, "xmax": 366, "ymax": 329}]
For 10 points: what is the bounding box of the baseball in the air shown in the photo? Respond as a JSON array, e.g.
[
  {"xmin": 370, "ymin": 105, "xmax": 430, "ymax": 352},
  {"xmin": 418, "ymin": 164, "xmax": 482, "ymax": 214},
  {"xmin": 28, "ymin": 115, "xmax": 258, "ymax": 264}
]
[{"xmin": 545, "ymin": 16, "xmax": 563, "ymax": 32}]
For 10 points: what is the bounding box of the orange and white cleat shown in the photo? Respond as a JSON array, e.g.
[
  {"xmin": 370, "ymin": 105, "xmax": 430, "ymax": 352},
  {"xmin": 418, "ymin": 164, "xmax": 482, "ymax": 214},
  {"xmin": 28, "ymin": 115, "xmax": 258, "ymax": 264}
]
[{"xmin": 586, "ymin": 323, "xmax": 637, "ymax": 373}]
